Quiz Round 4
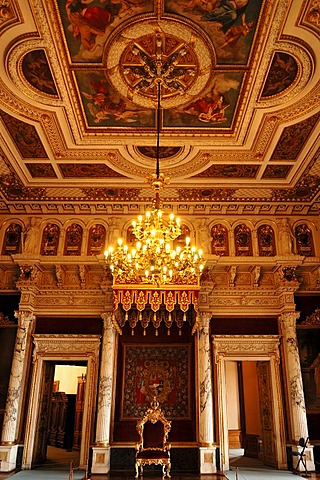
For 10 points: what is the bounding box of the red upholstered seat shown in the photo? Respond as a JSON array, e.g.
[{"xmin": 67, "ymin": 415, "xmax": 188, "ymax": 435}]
[{"xmin": 137, "ymin": 449, "xmax": 170, "ymax": 460}]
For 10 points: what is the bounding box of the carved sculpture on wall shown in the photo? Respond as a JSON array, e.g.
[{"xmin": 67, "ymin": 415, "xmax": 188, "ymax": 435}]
[
  {"xmin": 173, "ymin": 224, "xmax": 190, "ymax": 250},
  {"xmin": 229, "ymin": 265, "xmax": 237, "ymax": 287},
  {"xmin": 197, "ymin": 219, "xmax": 210, "ymax": 253},
  {"xmin": 253, "ymin": 265, "xmax": 261, "ymax": 287},
  {"xmin": 23, "ymin": 217, "xmax": 42, "ymax": 254},
  {"xmin": 277, "ymin": 218, "xmax": 295, "ymax": 255}
]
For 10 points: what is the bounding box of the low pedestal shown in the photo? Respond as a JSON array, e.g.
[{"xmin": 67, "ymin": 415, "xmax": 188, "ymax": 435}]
[
  {"xmin": 199, "ymin": 446, "xmax": 217, "ymax": 474},
  {"xmin": 91, "ymin": 445, "xmax": 110, "ymax": 474},
  {"xmin": 292, "ymin": 443, "xmax": 315, "ymax": 473},
  {"xmin": 0, "ymin": 444, "xmax": 19, "ymax": 472}
]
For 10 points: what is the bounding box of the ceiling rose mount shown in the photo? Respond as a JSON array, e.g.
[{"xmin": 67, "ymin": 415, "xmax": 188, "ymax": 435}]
[{"xmin": 106, "ymin": 19, "xmax": 213, "ymax": 109}]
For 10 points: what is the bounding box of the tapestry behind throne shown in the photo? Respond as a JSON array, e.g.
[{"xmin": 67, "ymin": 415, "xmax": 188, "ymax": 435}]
[{"xmin": 121, "ymin": 344, "xmax": 191, "ymax": 420}]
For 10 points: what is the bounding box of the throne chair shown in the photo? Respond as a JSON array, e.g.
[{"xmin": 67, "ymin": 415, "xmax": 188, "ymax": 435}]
[{"xmin": 135, "ymin": 397, "xmax": 171, "ymax": 478}]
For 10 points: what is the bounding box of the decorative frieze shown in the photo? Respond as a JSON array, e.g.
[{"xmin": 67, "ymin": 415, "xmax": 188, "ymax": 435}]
[
  {"xmin": 33, "ymin": 335, "xmax": 101, "ymax": 357},
  {"xmin": 213, "ymin": 335, "xmax": 280, "ymax": 361}
]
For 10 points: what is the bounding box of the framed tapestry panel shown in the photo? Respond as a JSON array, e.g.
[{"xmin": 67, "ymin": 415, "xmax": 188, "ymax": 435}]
[{"xmin": 121, "ymin": 344, "xmax": 191, "ymax": 420}]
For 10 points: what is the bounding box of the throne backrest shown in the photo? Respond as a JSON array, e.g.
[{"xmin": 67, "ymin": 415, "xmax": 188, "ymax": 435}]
[
  {"xmin": 136, "ymin": 399, "xmax": 171, "ymax": 450},
  {"xmin": 143, "ymin": 420, "xmax": 165, "ymax": 448}
]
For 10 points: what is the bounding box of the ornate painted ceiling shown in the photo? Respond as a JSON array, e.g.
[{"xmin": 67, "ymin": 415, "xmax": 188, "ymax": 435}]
[{"xmin": 0, "ymin": 0, "xmax": 319, "ymax": 216}]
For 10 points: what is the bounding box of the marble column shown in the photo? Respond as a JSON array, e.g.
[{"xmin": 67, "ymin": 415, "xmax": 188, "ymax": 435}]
[
  {"xmin": 0, "ymin": 310, "xmax": 35, "ymax": 472},
  {"xmin": 91, "ymin": 312, "xmax": 117, "ymax": 474},
  {"xmin": 279, "ymin": 311, "xmax": 315, "ymax": 471},
  {"xmin": 198, "ymin": 312, "xmax": 216, "ymax": 474}
]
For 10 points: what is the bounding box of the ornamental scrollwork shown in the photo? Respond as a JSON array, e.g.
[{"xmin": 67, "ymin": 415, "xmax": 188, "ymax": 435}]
[{"xmin": 300, "ymin": 308, "xmax": 320, "ymax": 326}]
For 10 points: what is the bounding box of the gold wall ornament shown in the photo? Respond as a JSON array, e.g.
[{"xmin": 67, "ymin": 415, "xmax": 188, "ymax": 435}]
[
  {"xmin": 112, "ymin": 288, "xmax": 199, "ymax": 336},
  {"xmin": 0, "ymin": 312, "xmax": 13, "ymax": 325},
  {"xmin": 300, "ymin": 308, "xmax": 320, "ymax": 326}
]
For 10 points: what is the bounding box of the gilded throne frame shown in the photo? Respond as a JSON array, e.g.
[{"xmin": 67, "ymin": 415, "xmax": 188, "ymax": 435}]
[{"xmin": 135, "ymin": 398, "xmax": 171, "ymax": 478}]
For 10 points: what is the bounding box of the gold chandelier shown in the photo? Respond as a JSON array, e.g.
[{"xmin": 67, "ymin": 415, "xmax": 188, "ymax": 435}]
[{"xmin": 104, "ymin": 83, "xmax": 205, "ymax": 288}]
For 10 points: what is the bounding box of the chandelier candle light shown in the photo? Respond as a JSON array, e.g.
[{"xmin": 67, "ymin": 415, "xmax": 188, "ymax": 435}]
[
  {"xmin": 105, "ymin": 198, "xmax": 205, "ymax": 286},
  {"xmin": 104, "ymin": 83, "xmax": 205, "ymax": 288}
]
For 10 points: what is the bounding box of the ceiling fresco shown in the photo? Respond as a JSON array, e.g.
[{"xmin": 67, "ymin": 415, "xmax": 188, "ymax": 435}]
[{"xmin": 0, "ymin": 0, "xmax": 319, "ymax": 215}]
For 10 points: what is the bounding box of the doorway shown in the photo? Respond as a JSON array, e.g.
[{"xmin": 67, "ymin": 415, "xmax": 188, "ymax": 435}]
[
  {"xmin": 46, "ymin": 363, "xmax": 87, "ymax": 465},
  {"xmin": 213, "ymin": 335, "xmax": 287, "ymax": 472},
  {"xmin": 226, "ymin": 360, "xmax": 276, "ymax": 469},
  {"xmin": 22, "ymin": 334, "xmax": 100, "ymax": 471}
]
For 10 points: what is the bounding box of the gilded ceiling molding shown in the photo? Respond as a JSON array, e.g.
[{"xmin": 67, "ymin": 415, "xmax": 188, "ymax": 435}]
[
  {"xmin": 7, "ymin": 40, "xmax": 61, "ymax": 105},
  {"xmin": 101, "ymin": 148, "xmax": 212, "ymax": 180},
  {"xmin": 0, "ymin": 0, "xmax": 15, "ymax": 26},
  {"xmin": 127, "ymin": 145, "xmax": 193, "ymax": 170},
  {"xmin": 0, "ymin": 76, "xmax": 44, "ymax": 119},
  {"xmin": 3, "ymin": 201, "xmax": 318, "ymax": 216},
  {"xmin": 258, "ymin": 39, "xmax": 313, "ymax": 105}
]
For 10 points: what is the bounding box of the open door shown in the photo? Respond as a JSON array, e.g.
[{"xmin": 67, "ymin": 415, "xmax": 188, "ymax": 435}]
[
  {"xmin": 256, "ymin": 361, "xmax": 277, "ymax": 468},
  {"xmin": 32, "ymin": 361, "xmax": 55, "ymax": 466}
]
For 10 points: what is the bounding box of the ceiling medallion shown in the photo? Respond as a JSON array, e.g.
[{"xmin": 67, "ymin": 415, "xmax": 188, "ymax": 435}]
[{"xmin": 106, "ymin": 19, "xmax": 213, "ymax": 108}]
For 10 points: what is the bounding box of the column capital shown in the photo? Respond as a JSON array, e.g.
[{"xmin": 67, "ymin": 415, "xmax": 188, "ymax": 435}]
[
  {"xmin": 279, "ymin": 311, "xmax": 300, "ymax": 334},
  {"xmin": 101, "ymin": 312, "xmax": 114, "ymax": 330},
  {"xmin": 198, "ymin": 311, "xmax": 211, "ymax": 330},
  {"xmin": 14, "ymin": 310, "xmax": 35, "ymax": 330}
]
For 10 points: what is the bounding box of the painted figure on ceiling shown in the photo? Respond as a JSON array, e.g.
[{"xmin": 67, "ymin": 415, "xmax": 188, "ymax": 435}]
[
  {"xmin": 221, "ymin": 13, "xmax": 254, "ymax": 47},
  {"xmin": 82, "ymin": 75, "xmax": 152, "ymax": 125},
  {"xmin": 65, "ymin": 0, "xmax": 122, "ymax": 51},
  {"xmin": 202, "ymin": 0, "xmax": 249, "ymax": 31},
  {"xmin": 185, "ymin": 93, "xmax": 229, "ymax": 123}
]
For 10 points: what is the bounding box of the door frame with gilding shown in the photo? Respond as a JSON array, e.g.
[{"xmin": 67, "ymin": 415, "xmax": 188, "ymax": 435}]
[{"xmin": 213, "ymin": 335, "xmax": 287, "ymax": 472}]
